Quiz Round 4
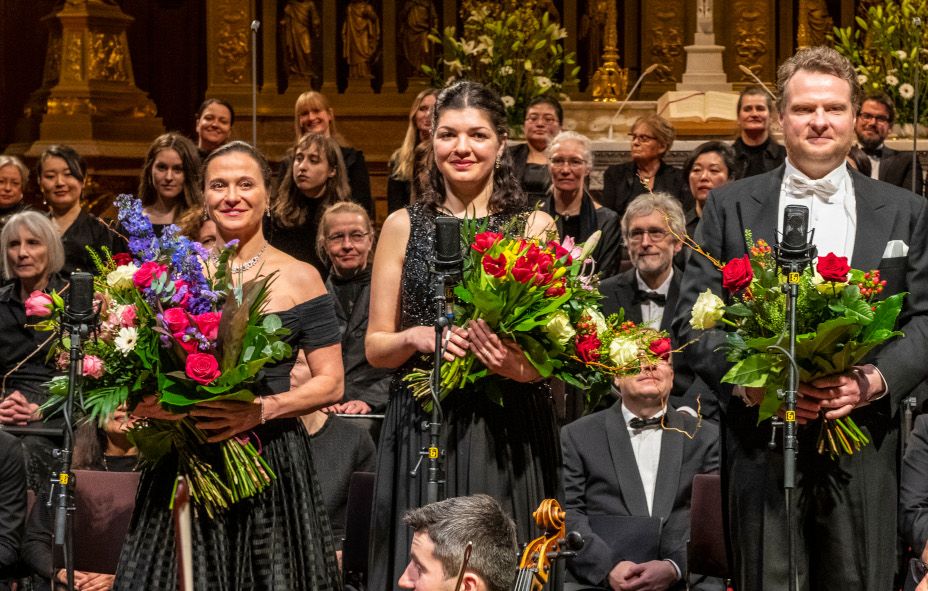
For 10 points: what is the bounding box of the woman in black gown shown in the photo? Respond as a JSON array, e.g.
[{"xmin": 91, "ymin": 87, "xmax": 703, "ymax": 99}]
[
  {"xmin": 366, "ymin": 81, "xmax": 561, "ymax": 589},
  {"xmin": 113, "ymin": 141, "xmax": 344, "ymax": 591}
]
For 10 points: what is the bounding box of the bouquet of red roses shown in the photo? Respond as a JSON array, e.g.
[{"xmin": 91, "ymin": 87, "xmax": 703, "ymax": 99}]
[
  {"xmin": 688, "ymin": 231, "xmax": 904, "ymax": 456},
  {"xmin": 405, "ymin": 218, "xmax": 671, "ymax": 410}
]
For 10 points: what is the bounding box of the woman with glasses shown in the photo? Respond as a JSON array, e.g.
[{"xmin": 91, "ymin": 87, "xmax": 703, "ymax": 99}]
[
  {"xmin": 542, "ymin": 131, "xmax": 620, "ymax": 278},
  {"xmin": 267, "ymin": 132, "xmax": 350, "ymax": 275},
  {"xmin": 509, "ymin": 96, "xmax": 563, "ymax": 204},
  {"xmin": 601, "ymin": 114, "xmax": 687, "ymax": 221}
]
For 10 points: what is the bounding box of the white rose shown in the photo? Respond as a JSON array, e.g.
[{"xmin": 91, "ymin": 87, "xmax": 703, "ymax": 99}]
[
  {"xmin": 114, "ymin": 326, "xmax": 138, "ymax": 355},
  {"xmin": 543, "ymin": 310, "xmax": 576, "ymax": 347},
  {"xmin": 584, "ymin": 308, "xmax": 608, "ymax": 335},
  {"xmin": 106, "ymin": 263, "xmax": 138, "ymax": 290},
  {"xmin": 690, "ymin": 289, "xmax": 726, "ymax": 330},
  {"xmin": 609, "ymin": 337, "xmax": 639, "ymax": 367}
]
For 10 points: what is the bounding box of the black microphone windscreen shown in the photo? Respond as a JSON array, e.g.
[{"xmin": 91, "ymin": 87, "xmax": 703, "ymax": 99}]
[
  {"xmin": 781, "ymin": 205, "xmax": 809, "ymax": 252},
  {"xmin": 67, "ymin": 272, "xmax": 94, "ymax": 317},
  {"xmin": 434, "ymin": 217, "xmax": 463, "ymax": 269}
]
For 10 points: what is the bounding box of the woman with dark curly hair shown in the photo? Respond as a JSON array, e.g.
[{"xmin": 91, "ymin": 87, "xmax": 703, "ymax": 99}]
[
  {"xmin": 267, "ymin": 132, "xmax": 350, "ymax": 274},
  {"xmin": 137, "ymin": 133, "xmax": 203, "ymax": 237},
  {"xmin": 366, "ymin": 81, "xmax": 560, "ymax": 588}
]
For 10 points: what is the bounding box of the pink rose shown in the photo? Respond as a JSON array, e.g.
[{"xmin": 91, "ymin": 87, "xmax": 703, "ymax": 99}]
[
  {"xmin": 82, "ymin": 355, "xmax": 104, "ymax": 379},
  {"xmin": 174, "ymin": 331, "xmax": 198, "ymax": 354},
  {"xmin": 162, "ymin": 307, "xmax": 189, "ymax": 333},
  {"xmin": 120, "ymin": 304, "xmax": 136, "ymax": 327},
  {"xmin": 193, "ymin": 312, "xmax": 221, "ymax": 341},
  {"xmin": 185, "ymin": 353, "xmax": 220, "ymax": 385},
  {"xmin": 24, "ymin": 291, "xmax": 53, "ymax": 317},
  {"xmin": 133, "ymin": 261, "xmax": 168, "ymax": 289}
]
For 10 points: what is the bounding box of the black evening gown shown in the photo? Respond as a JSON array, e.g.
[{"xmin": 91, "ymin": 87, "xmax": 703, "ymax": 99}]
[
  {"xmin": 367, "ymin": 203, "xmax": 562, "ymax": 590},
  {"xmin": 113, "ymin": 295, "xmax": 343, "ymax": 591},
  {"xmin": 59, "ymin": 211, "xmax": 128, "ymax": 277}
]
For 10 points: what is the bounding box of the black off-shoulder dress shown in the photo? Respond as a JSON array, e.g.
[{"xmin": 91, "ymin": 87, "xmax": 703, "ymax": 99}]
[{"xmin": 113, "ymin": 295, "xmax": 343, "ymax": 591}]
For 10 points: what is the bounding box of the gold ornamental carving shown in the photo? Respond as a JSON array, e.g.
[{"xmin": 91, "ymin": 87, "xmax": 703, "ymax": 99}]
[
  {"xmin": 90, "ymin": 32, "xmax": 129, "ymax": 82},
  {"xmin": 733, "ymin": 1, "xmax": 767, "ymax": 80},
  {"xmin": 649, "ymin": 6, "xmax": 684, "ymax": 84},
  {"xmin": 43, "ymin": 34, "xmax": 62, "ymax": 85},
  {"xmin": 591, "ymin": 0, "xmax": 628, "ymax": 102},
  {"xmin": 64, "ymin": 30, "xmax": 84, "ymax": 82},
  {"xmin": 217, "ymin": 7, "xmax": 250, "ymax": 83},
  {"xmin": 797, "ymin": 0, "xmax": 833, "ymax": 48}
]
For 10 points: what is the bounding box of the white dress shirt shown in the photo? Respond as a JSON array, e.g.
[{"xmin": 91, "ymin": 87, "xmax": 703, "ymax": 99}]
[
  {"xmin": 621, "ymin": 405, "xmax": 665, "ymax": 516},
  {"xmin": 635, "ymin": 269, "xmax": 674, "ymax": 328},
  {"xmin": 778, "ymin": 159, "xmax": 856, "ymax": 263}
]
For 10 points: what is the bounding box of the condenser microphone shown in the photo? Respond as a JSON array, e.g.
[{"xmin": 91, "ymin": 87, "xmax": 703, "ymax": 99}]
[
  {"xmin": 66, "ymin": 272, "xmax": 95, "ymax": 321},
  {"xmin": 433, "ymin": 217, "xmax": 463, "ymax": 284},
  {"xmin": 775, "ymin": 205, "xmax": 816, "ymax": 268}
]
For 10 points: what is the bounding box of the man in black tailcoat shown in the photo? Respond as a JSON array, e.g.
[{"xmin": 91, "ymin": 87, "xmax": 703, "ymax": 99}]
[
  {"xmin": 673, "ymin": 46, "xmax": 928, "ymax": 590},
  {"xmin": 855, "ymin": 91, "xmax": 924, "ymax": 195}
]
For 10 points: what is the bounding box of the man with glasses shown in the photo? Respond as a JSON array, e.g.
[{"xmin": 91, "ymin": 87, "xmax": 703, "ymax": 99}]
[{"xmin": 855, "ymin": 92, "xmax": 924, "ymax": 194}]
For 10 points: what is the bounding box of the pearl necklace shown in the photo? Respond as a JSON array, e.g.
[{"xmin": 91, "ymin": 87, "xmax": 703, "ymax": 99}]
[{"xmin": 229, "ymin": 241, "xmax": 268, "ymax": 273}]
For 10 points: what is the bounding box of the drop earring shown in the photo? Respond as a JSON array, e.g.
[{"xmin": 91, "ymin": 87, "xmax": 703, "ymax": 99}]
[{"xmin": 495, "ymin": 154, "xmax": 501, "ymax": 170}]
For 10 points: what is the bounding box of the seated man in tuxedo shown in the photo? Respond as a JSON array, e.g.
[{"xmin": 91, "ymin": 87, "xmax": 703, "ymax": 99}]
[
  {"xmin": 600, "ymin": 193, "xmax": 714, "ymax": 418},
  {"xmin": 856, "ymin": 91, "xmax": 924, "ymax": 194},
  {"xmin": 562, "ymin": 353, "xmax": 719, "ymax": 591},
  {"xmin": 398, "ymin": 494, "xmax": 519, "ymax": 591}
]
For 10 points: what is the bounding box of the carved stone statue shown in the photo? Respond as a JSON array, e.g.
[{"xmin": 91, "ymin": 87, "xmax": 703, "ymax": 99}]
[
  {"xmin": 343, "ymin": 0, "xmax": 380, "ymax": 79},
  {"xmin": 580, "ymin": 0, "xmax": 608, "ymax": 72},
  {"xmin": 697, "ymin": 0, "xmax": 713, "ymax": 35},
  {"xmin": 399, "ymin": 0, "xmax": 436, "ymax": 75},
  {"xmin": 280, "ymin": 0, "xmax": 321, "ymax": 80}
]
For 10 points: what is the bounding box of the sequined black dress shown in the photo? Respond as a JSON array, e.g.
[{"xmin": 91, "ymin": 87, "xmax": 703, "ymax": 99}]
[
  {"xmin": 368, "ymin": 203, "xmax": 561, "ymax": 589},
  {"xmin": 113, "ymin": 295, "xmax": 343, "ymax": 591}
]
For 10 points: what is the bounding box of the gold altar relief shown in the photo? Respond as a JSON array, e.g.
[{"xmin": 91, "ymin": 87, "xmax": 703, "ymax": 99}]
[
  {"xmin": 280, "ymin": 0, "xmax": 321, "ymax": 81},
  {"xmin": 217, "ymin": 8, "xmax": 249, "ymax": 83},
  {"xmin": 399, "ymin": 0, "xmax": 437, "ymax": 75},
  {"xmin": 797, "ymin": 0, "xmax": 833, "ymax": 48},
  {"xmin": 43, "ymin": 34, "xmax": 62, "ymax": 85},
  {"xmin": 733, "ymin": 2, "xmax": 767, "ymax": 80},
  {"xmin": 649, "ymin": 7, "xmax": 684, "ymax": 83},
  {"xmin": 89, "ymin": 33, "xmax": 129, "ymax": 82},
  {"xmin": 47, "ymin": 97, "xmax": 96, "ymax": 116},
  {"xmin": 64, "ymin": 30, "xmax": 84, "ymax": 82},
  {"xmin": 343, "ymin": 0, "xmax": 380, "ymax": 79}
]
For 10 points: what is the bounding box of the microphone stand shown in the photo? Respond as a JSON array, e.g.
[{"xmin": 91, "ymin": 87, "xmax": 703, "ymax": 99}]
[
  {"xmin": 912, "ymin": 17, "xmax": 921, "ymax": 195},
  {"xmin": 424, "ymin": 271, "xmax": 452, "ymax": 504},
  {"xmin": 775, "ymin": 241, "xmax": 815, "ymax": 591},
  {"xmin": 250, "ymin": 20, "xmax": 261, "ymax": 147},
  {"xmin": 50, "ymin": 309, "xmax": 96, "ymax": 591}
]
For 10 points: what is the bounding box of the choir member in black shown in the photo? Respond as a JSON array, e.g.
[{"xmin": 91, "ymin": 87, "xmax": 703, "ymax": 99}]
[
  {"xmin": 290, "ymin": 91, "xmax": 372, "ymax": 217},
  {"xmin": 601, "ymin": 114, "xmax": 687, "ymax": 221},
  {"xmin": 316, "ymin": 201, "xmax": 391, "ymax": 414},
  {"xmin": 542, "ymin": 130, "xmax": 620, "ymax": 278},
  {"xmin": 22, "ymin": 407, "xmax": 138, "ymax": 591},
  {"xmin": 194, "ymin": 98, "xmax": 234, "ymax": 159},
  {"xmin": 509, "ymin": 96, "xmax": 563, "ymax": 204},
  {"xmin": 682, "ymin": 141, "xmax": 736, "ymax": 238},
  {"xmin": 0, "ymin": 432, "xmax": 25, "ymax": 591},
  {"xmin": 267, "ymin": 133, "xmax": 349, "ymax": 274},
  {"xmin": 136, "ymin": 133, "xmax": 203, "ymax": 237},
  {"xmin": 731, "ymin": 86, "xmax": 785, "ymax": 179},
  {"xmin": 0, "ymin": 156, "xmax": 29, "ymax": 234},
  {"xmin": 36, "ymin": 145, "xmax": 126, "ymax": 276},
  {"xmin": 0, "ymin": 212, "xmax": 67, "ymax": 490},
  {"xmin": 387, "ymin": 88, "xmax": 438, "ymax": 213}
]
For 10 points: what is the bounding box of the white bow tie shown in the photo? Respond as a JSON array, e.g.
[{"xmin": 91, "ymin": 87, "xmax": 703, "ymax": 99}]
[{"xmin": 786, "ymin": 175, "xmax": 839, "ymax": 203}]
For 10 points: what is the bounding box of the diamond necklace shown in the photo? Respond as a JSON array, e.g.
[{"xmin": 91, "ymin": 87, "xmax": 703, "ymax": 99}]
[{"xmin": 230, "ymin": 241, "xmax": 268, "ymax": 273}]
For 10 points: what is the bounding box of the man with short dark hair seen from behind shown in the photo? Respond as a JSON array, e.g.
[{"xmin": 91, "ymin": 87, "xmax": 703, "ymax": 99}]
[
  {"xmin": 855, "ymin": 91, "xmax": 925, "ymax": 194},
  {"xmin": 398, "ymin": 494, "xmax": 519, "ymax": 591}
]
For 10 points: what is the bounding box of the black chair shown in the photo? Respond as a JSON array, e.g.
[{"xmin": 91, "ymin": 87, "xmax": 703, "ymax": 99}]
[
  {"xmin": 342, "ymin": 471, "xmax": 375, "ymax": 590},
  {"xmin": 686, "ymin": 473, "xmax": 730, "ymax": 586}
]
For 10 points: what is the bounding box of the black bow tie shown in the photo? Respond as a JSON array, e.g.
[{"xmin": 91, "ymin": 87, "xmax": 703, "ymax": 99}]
[
  {"xmin": 634, "ymin": 289, "xmax": 666, "ymax": 306},
  {"xmin": 629, "ymin": 416, "xmax": 663, "ymax": 430},
  {"xmin": 861, "ymin": 146, "xmax": 883, "ymax": 158}
]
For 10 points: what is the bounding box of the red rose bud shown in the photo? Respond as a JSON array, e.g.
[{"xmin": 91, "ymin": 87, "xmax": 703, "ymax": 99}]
[
  {"xmin": 162, "ymin": 307, "xmax": 190, "ymax": 333},
  {"xmin": 481, "ymin": 253, "xmax": 507, "ymax": 278},
  {"xmin": 721, "ymin": 254, "xmax": 753, "ymax": 294},
  {"xmin": 472, "ymin": 231, "xmax": 503, "ymax": 254},
  {"xmin": 185, "ymin": 352, "xmax": 220, "ymax": 384},
  {"xmin": 112, "ymin": 252, "xmax": 133, "ymax": 267},
  {"xmin": 133, "ymin": 261, "xmax": 168, "ymax": 289},
  {"xmin": 511, "ymin": 257, "xmax": 536, "ymax": 284},
  {"xmin": 817, "ymin": 252, "xmax": 850, "ymax": 283},
  {"xmin": 193, "ymin": 311, "xmax": 222, "ymax": 341},
  {"xmin": 575, "ymin": 333, "xmax": 601, "ymax": 362},
  {"xmin": 648, "ymin": 337, "xmax": 672, "ymax": 360},
  {"xmin": 24, "ymin": 291, "xmax": 54, "ymax": 317}
]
